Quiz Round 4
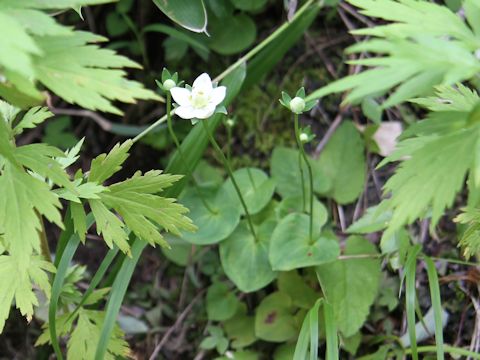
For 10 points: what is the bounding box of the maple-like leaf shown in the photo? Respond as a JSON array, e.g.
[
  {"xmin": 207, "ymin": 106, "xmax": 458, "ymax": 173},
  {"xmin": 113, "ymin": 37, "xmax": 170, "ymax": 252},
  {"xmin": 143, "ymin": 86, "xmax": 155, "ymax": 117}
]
[{"xmin": 0, "ymin": 255, "xmax": 55, "ymax": 332}]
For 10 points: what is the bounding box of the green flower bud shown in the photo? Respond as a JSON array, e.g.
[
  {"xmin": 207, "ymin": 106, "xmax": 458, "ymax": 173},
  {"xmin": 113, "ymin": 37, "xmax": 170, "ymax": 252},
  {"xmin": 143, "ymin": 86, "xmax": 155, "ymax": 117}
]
[
  {"xmin": 163, "ymin": 79, "xmax": 176, "ymax": 91},
  {"xmin": 299, "ymin": 132, "xmax": 309, "ymax": 143},
  {"xmin": 225, "ymin": 118, "xmax": 235, "ymax": 128},
  {"xmin": 290, "ymin": 97, "xmax": 306, "ymax": 113}
]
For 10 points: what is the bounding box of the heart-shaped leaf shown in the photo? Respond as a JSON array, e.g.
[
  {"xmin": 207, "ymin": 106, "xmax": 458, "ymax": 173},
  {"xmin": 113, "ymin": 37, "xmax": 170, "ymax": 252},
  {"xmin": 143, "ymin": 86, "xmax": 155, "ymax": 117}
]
[
  {"xmin": 222, "ymin": 167, "xmax": 275, "ymax": 215},
  {"xmin": 254, "ymin": 292, "xmax": 298, "ymax": 342},
  {"xmin": 161, "ymin": 234, "xmax": 192, "ymax": 266},
  {"xmin": 180, "ymin": 187, "xmax": 241, "ymax": 245},
  {"xmin": 206, "ymin": 282, "xmax": 239, "ymax": 321},
  {"xmin": 275, "ymin": 195, "xmax": 328, "ymax": 229},
  {"xmin": 220, "ymin": 219, "xmax": 276, "ymax": 292},
  {"xmin": 316, "ymin": 121, "xmax": 366, "ymax": 204},
  {"xmin": 224, "ymin": 303, "xmax": 257, "ymax": 348},
  {"xmin": 277, "ymin": 271, "xmax": 319, "ymax": 310},
  {"xmin": 269, "ymin": 213, "xmax": 339, "ymax": 271},
  {"xmin": 271, "ymin": 146, "xmax": 331, "ymax": 199},
  {"xmin": 208, "ymin": 14, "xmax": 256, "ymax": 55}
]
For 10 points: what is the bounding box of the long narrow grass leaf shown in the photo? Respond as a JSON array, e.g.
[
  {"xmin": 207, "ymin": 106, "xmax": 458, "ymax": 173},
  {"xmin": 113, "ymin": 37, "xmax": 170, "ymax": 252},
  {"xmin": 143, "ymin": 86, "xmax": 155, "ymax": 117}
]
[
  {"xmin": 95, "ymin": 236, "xmax": 143, "ymax": 360},
  {"xmin": 69, "ymin": 246, "xmax": 119, "ymax": 320},
  {"xmin": 309, "ymin": 300, "xmax": 321, "ymax": 360},
  {"xmin": 49, "ymin": 214, "xmax": 95, "ymax": 359},
  {"xmin": 323, "ymin": 301, "xmax": 339, "ymax": 360},
  {"xmin": 424, "ymin": 257, "xmax": 445, "ymax": 360},
  {"xmin": 405, "ymin": 248, "xmax": 419, "ymax": 360},
  {"xmin": 294, "ymin": 308, "xmax": 311, "ymax": 360}
]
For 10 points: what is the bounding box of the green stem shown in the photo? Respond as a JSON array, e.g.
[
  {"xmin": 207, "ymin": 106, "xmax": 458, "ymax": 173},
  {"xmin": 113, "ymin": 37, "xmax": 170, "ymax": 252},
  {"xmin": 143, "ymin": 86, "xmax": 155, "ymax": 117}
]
[
  {"xmin": 120, "ymin": 13, "xmax": 149, "ymax": 69},
  {"xmin": 226, "ymin": 123, "xmax": 232, "ymax": 164},
  {"xmin": 246, "ymin": 167, "xmax": 256, "ymax": 189},
  {"xmin": 166, "ymin": 93, "xmax": 217, "ymax": 214},
  {"xmin": 131, "ymin": 0, "xmax": 316, "ymax": 144},
  {"xmin": 298, "ymin": 150, "xmax": 306, "ymax": 212},
  {"xmin": 214, "ymin": 0, "xmax": 315, "ymax": 82},
  {"xmin": 294, "ymin": 113, "xmax": 314, "ymax": 242},
  {"xmin": 404, "ymin": 345, "xmax": 480, "ymax": 359},
  {"xmin": 201, "ymin": 120, "xmax": 258, "ymax": 241}
]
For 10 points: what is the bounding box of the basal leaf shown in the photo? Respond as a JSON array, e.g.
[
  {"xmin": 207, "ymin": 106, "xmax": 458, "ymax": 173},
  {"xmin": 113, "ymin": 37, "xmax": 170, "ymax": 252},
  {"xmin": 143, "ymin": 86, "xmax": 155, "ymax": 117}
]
[
  {"xmin": 254, "ymin": 292, "xmax": 298, "ymax": 342},
  {"xmin": 221, "ymin": 167, "xmax": 275, "ymax": 216},
  {"xmin": 316, "ymin": 236, "xmax": 381, "ymax": 337},
  {"xmin": 220, "ymin": 220, "xmax": 276, "ymax": 293},
  {"xmin": 316, "ymin": 121, "xmax": 366, "ymax": 204},
  {"xmin": 271, "ymin": 146, "xmax": 331, "ymax": 199},
  {"xmin": 206, "ymin": 282, "xmax": 240, "ymax": 321}
]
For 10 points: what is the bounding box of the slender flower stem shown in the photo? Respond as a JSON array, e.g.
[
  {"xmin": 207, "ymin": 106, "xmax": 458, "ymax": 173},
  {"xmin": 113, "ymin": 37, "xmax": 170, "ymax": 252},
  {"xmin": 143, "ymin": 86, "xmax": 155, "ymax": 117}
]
[
  {"xmin": 298, "ymin": 151, "xmax": 306, "ymax": 212},
  {"xmin": 226, "ymin": 123, "xmax": 232, "ymax": 164},
  {"xmin": 131, "ymin": 0, "xmax": 316, "ymax": 144},
  {"xmin": 201, "ymin": 120, "xmax": 258, "ymax": 241},
  {"xmin": 165, "ymin": 93, "xmax": 217, "ymax": 214},
  {"xmin": 246, "ymin": 168, "xmax": 256, "ymax": 189},
  {"xmin": 294, "ymin": 113, "xmax": 314, "ymax": 241}
]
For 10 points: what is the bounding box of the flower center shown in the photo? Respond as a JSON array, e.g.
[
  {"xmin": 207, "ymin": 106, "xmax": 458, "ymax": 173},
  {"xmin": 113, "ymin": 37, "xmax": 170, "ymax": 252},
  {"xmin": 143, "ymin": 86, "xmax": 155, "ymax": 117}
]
[{"xmin": 191, "ymin": 89, "xmax": 210, "ymax": 108}]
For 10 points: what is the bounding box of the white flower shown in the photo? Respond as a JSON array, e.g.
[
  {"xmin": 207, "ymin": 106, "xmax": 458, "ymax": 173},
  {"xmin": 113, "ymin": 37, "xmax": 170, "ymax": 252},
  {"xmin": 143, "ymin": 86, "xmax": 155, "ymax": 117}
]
[{"xmin": 170, "ymin": 73, "xmax": 226, "ymax": 120}]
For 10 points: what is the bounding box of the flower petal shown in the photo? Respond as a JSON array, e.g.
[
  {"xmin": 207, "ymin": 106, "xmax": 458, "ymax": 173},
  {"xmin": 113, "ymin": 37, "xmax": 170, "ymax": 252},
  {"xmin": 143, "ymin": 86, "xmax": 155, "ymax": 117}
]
[
  {"xmin": 192, "ymin": 73, "xmax": 213, "ymax": 94},
  {"xmin": 174, "ymin": 105, "xmax": 196, "ymax": 119},
  {"xmin": 193, "ymin": 104, "xmax": 216, "ymax": 119},
  {"xmin": 210, "ymin": 86, "xmax": 226, "ymax": 106},
  {"xmin": 170, "ymin": 87, "xmax": 191, "ymax": 107}
]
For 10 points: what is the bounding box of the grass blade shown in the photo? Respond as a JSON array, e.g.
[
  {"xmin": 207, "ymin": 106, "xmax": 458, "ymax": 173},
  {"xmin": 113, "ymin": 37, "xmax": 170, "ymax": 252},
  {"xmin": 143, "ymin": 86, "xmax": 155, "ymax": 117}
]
[
  {"xmin": 68, "ymin": 246, "xmax": 119, "ymax": 320},
  {"xmin": 323, "ymin": 301, "xmax": 338, "ymax": 360},
  {"xmin": 94, "ymin": 235, "xmax": 143, "ymax": 360},
  {"xmin": 404, "ymin": 247, "xmax": 419, "ymax": 360},
  {"xmin": 294, "ymin": 307, "xmax": 311, "ymax": 360},
  {"xmin": 309, "ymin": 300, "xmax": 321, "ymax": 360},
  {"xmin": 49, "ymin": 214, "xmax": 95, "ymax": 359},
  {"xmin": 424, "ymin": 256, "xmax": 445, "ymax": 360}
]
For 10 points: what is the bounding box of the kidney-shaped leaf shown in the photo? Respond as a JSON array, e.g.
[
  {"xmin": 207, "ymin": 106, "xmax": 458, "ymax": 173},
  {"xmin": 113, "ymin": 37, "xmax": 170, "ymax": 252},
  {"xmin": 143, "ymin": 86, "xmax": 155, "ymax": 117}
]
[
  {"xmin": 269, "ymin": 213, "xmax": 339, "ymax": 271},
  {"xmin": 316, "ymin": 121, "xmax": 366, "ymax": 204},
  {"xmin": 271, "ymin": 146, "xmax": 331, "ymax": 199},
  {"xmin": 254, "ymin": 292, "xmax": 298, "ymax": 342},
  {"xmin": 220, "ymin": 220, "xmax": 276, "ymax": 293},
  {"xmin": 208, "ymin": 13, "xmax": 256, "ymax": 55},
  {"xmin": 180, "ymin": 187, "xmax": 241, "ymax": 245},
  {"xmin": 222, "ymin": 167, "xmax": 275, "ymax": 216}
]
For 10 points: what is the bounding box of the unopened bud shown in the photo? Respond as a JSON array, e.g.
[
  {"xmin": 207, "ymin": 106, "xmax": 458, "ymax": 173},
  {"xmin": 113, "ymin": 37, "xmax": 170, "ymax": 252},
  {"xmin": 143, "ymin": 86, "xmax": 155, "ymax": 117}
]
[
  {"xmin": 163, "ymin": 79, "xmax": 176, "ymax": 91},
  {"xmin": 299, "ymin": 133, "xmax": 309, "ymax": 143},
  {"xmin": 290, "ymin": 97, "xmax": 305, "ymax": 113}
]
